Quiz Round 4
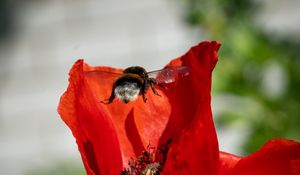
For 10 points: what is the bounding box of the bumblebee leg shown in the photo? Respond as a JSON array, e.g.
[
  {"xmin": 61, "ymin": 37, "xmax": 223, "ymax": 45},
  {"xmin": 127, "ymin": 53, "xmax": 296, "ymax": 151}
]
[
  {"xmin": 141, "ymin": 79, "xmax": 148, "ymax": 102},
  {"xmin": 100, "ymin": 85, "xmax": 115, "ymax": 104},
  {"xmin": 101, "ymin": 95, "xmax": 115, "ymax": 104},
  {"xmin": 149, "ymin": 78, "xmax": 166, "ymax": 90},
  {"xmin": 150, "ymin": 82, "xmax": 161, "ymax": 96},
  {"xmin": 142, "ymin": 92, "xmax": 147, "ymax": 102},
  {"xmin": 149, "ymin": 78, "xmax": 165, "ymax": 96}
]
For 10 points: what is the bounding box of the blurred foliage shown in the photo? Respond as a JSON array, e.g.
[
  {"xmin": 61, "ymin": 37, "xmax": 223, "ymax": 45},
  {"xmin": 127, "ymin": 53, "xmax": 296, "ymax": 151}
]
[
  {"xmin": 25, "ymin": 160, "xmax": 85, "ymax": 175},
  {"xmin": 183, "ymin": 0, "xmax": 300, "ymax": 154}
]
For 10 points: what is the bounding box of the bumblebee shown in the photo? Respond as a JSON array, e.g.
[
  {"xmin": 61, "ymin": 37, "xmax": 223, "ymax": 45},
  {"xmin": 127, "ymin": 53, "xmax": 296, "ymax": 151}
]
[{"xmin": 101, "ymin": 66, "xmax": 190, "ymax": 104}]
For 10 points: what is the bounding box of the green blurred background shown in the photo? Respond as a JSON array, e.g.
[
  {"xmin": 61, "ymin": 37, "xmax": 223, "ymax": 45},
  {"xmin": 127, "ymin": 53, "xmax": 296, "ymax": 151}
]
[{"xmin": 184, "ymin": 0, "xmax": 300, "ymax": 154}]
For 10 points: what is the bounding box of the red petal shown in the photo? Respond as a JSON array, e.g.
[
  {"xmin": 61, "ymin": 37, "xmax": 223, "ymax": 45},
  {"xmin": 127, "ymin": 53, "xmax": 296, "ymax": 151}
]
[
  {"xmin": 218, "ymin": 152, "xmax": 242, "ymax": 175},
  {"xmin": 58, "ymin": 41, "xmax": 221, "ymax": 174},
  {"xmin": 81, "ymin": 65, "xmax": 173, "ymax": 166},
  {"xmin": 161, "ymin": 41, "xmax": 221, "ymax": 175},
  {"xmin": 232, "ymin": 139, "xmax": 300, "ymax": 175},
  {"xmin": 59, "ymin": 59, "xmax": 176, "ymax": 174},
  {"xmin": 58, "ymin": 60, "xmax": 123, "ymax": 175}
]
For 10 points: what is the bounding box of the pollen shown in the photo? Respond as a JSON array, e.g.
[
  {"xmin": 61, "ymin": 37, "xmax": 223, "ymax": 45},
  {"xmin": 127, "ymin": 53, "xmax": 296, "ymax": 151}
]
[{"xmin": 120, "ymin": 140, "xmax": 171, "ymax": 175}]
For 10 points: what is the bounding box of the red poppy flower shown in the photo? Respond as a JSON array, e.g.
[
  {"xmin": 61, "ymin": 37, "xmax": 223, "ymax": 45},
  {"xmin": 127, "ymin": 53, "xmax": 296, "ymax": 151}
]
[
  {"xmin": 219, "ymin": 138, "xmax": 300, "ymax": 175},
  {"xmin": 58, "ymin": 41, "xmax": 300, "ymax": 175}
]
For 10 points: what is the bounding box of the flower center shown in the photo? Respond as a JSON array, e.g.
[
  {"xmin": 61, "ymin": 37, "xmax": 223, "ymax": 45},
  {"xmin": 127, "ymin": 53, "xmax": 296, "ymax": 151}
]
[{"xmin": 121, "ymin": 140, "xmax": 171, "ymax": 175}]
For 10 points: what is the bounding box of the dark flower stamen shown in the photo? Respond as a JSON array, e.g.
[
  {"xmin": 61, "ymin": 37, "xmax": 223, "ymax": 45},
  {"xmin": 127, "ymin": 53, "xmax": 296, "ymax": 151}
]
[{"xmin": 121, "ymin": 140, "xmax": 171, "ymax": 175}]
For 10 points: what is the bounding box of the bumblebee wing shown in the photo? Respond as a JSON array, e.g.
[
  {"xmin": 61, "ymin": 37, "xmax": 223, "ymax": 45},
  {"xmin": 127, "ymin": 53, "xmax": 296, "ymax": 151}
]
[{"xmin": 147, "ymin": 66, "xmax": 190, "ymax": 84}]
